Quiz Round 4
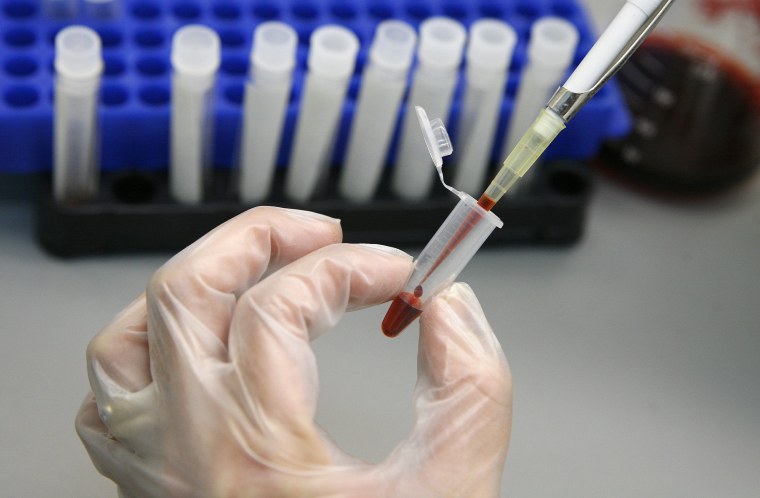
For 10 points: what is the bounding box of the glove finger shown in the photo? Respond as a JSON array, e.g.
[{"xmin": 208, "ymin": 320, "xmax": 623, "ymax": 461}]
[
  {"xmin": 146, "ymin": 207, "xmax": 341, "ymax": 373},
  {"xmin": 227, "ymin": 243, "xmax": 412, "ymax": 466},
  {"xmin": 75, "ymin": 394, "xmax": 183, "ymax": 497},
  {"xmin": 388, "ymin": 283, "xmax": 512, "ymax": 495}
]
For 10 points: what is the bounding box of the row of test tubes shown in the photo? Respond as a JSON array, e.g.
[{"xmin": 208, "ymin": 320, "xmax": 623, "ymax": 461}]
[{"xmin": 53, "ymin": 15, "xmax": 580, "ymax": 205}]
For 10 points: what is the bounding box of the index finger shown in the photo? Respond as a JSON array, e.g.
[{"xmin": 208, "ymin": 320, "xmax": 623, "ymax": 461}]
[{"xmin": 146, "ymin": 207, "xmax": 342, "ymax": 359}]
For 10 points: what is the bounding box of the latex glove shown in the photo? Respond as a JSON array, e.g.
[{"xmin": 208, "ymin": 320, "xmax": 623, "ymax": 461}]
[{"xmin": 76, "ymin": 206, "xmax": 512, "ymax": 498}]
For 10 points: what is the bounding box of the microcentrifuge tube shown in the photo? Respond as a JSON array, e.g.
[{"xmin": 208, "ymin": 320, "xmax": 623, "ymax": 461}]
[
  {"xmin": 285, "ymin": 26, "xmax": 359, "ymax": 203},
  {"xmin": 170, "ymin": 25, "xmax": 221, "ymax": 205},
  {"xmin": 239, "ymin": 22, "xmax": 298, "ymax": 203},
  {"xmin": 53, "ymin": 26, "xmax": 103, "ymax": 203}
]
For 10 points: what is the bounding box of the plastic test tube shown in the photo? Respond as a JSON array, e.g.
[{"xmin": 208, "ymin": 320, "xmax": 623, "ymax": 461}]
[
  {"xmin": 285, "ymin": 26, "xmax": 359, "ymax": 203},
  {"xmin": 170, "ymin": 25, "xmax": 221, "ymax": 204},
  {"xmin": 338, "ymin": 21, "xmax": 417, "ymax": 203},
  {"xmin": 391, "ymin": 17, "xmax": 466, "ymax": 201},
  {"xmin": 452, "ymin": 19, "xmax": 517, "ymax": 195},
  {"xmin": 83, "ymin": 0, "xmax": 121, "ymax": 19},
  {"xmin": 54, "ymin": 26, "xmax": 103, "ymax": 203},
  {"xmin": 500, "ymin": 17, "xmax": 578, "ymax": 193},
  {"xmin": 382, "ymin": 193, "xmax": 503, "ymax": 336},
  {"xmin": 239, "ymin": 22, "xmax": 298, "ymax": 203}
]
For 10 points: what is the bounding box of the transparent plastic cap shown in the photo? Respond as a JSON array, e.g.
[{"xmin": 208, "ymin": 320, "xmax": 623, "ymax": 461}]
[
  {"xmin": 369, "ymin": 20, "xmax": 417, "ymax": 73},
  {"xmin": 308, "ymin": 25, "xmax": 360, "ymax": 78},
  {"xmin": 467, "ymin": 19, "xmax": 517, "ymax": 71},
  {"xmin": 171, "ymin": 25, "xmax": 221, "ymax": 76},
  {"xmin": 402, "ymin": 194, "xmax": 503, "ymax": 305},
  {"xmin": 55, "ymin": 26, "xmax": 103, "ymax": 80},
  {"xmin": 415, "ymin": 106, "xmax": 452, "ymax": 168},
  {"xmin": 252, "ymin": 22, "xmax": 298, "ymax": 74},
  {"xmin": 418, "ymin": 17, "xmax": 467, "ymax": 69},
  {"xmin": 528, "ymin": 17, "xmax": 579, "ymax": 69}
]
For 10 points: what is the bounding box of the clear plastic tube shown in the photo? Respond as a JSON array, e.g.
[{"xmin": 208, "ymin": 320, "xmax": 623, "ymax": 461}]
[
  {"xmin": 339, "ymin": 20, "xmax": 417, "ymax": 203},
  {"xmin": 382, "ymin": 193, "xmax": 503, "ymax": 337},
  {"xmin": 285, "ymin": 25, "xmax": 359, "ymax": 203},
  {"xmin": 453, "ymin": 19, "xmax": 517, "ymax": 195},
  {"xmin": 239, "ymin": 22, "xmax": 298, "ymax": 203},
  {"xmin": 44, "ymin": 0, "xmax": 77, "ymax": 18},
  {"xmin": 391, "ymin": 17, "xmax": 466, "ymax": 201},
  {"xmin": 54, "ymin": 26, "xmax": 103, "ymax": 203},
  {"xmin": 170, "ymin": 25, "xmax": 221, "ymax": 204}
]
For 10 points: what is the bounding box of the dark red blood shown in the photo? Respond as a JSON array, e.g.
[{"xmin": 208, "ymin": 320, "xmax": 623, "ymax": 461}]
[{"xmin": 381, "ymin": 291, "xmax": 423, "ymax": 338}]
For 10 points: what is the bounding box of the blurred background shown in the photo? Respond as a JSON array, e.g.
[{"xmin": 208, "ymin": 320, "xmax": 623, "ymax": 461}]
[{"xmin": 1, "ymin": 0, "xmax": 759, "ymax": 496}]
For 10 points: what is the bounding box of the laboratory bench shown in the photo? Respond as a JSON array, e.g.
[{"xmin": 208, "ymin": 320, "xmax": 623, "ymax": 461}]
[{"xmin": 1, "ymin": 171, "xmax": 759, "ymax": 496}]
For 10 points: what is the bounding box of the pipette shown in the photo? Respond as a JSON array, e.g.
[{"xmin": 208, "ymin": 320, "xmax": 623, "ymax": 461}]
[{"xmin": 382, "ymin": 0, "xmax": 675, "ymax": 337}]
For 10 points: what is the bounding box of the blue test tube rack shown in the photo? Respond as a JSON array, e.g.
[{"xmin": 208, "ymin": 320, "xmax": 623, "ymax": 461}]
[{"xmin": 0, "ymin": 0, "xmax": 630, "ymax": 255}]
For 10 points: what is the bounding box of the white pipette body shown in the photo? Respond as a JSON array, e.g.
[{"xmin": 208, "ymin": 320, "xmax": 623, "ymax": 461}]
[
  {"xmin": 391, "ymin": 17, "xmax": 466, "ymax": 201},
  {"xmin": 170, "ymin": 25, "xmax": 221, "ymax": 205},
  {"xmin": 54, "ymin": 26, "xmax": 103, "ymax": 203},
  {"xmin": 239, "ymin": 22, "xmax": 298, "ymax": 203},
  {"xmin": 563, "ymin": 0, "xmax": 664, "ymax": 93},
  {"xmin": 285, "ymin": 25, "xmax": 359, "ymax": 203},
  {"xmin": 452, "ymin": 19, "xmax": 517, "ymax": 195},
  {"xmin": 339, "ymin": 20, "xmax": 417, "ymax": 203}
]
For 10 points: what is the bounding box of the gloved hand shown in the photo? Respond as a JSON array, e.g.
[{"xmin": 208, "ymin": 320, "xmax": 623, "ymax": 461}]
[{"xmin": 76, "ymin": 206, "xmax": 512, "ymax": 498}]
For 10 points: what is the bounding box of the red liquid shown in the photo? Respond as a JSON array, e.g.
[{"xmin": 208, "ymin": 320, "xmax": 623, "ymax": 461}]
[
  {"xmin": 381, "ymin": 197, "xmax": 496, "ymax": 338},
  {"xmin": 382, "ymin": 290, "xmax": 423, "ymax": 337}
]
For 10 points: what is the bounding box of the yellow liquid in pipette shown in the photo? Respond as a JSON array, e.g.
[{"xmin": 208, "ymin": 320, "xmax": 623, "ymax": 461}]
[{"xmin": 478, "ymin": 108, "xmax": 566, "ymax": 209}]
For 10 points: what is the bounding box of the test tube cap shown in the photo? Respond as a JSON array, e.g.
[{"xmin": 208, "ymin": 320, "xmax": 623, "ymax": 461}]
[
  {"xmin": 171, "ymin": 25, "xmax": 221, "ymax": 77},
  {"xmin": 415, "ymin": 106, "xmax": 452, "ymax": 168},
  {"xmin": 418, "ymin": 17, "xmax": 467, "ymax": 70},
  {"xmin": 252, "ymin": 22, "xmax": 298, "ymax": 74},
  {"xmin": 467, "ymin": 19, "xmax": 517, "ymax": 71},
  {"xmin": 369, "ymin": 20, "xmax": 417, "ymax": 74},
  {"xmin": 528, "ymin": 17, "xmax": 579, "ymax": 69},
  {"xmin": 55, "ymin": 26, "xmax": 103, "ymax": 80},
  {"xmin": 308, "ymin": 25, "xmax": 360, "ymax": 79}
]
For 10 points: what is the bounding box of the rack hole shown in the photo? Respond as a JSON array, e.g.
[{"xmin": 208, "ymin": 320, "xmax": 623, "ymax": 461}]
[
  {"xmin": 368, "ymin": 3, "xmax": 393, "ymax": 19},
  {"xmin": 3, "ymin": 0, "xmax": 36, "ymax": 18},
  {"xmin": 131, "ymin": 1, "xmax": 161, "ymax": 19},
  {"xmin": 172, "ymin": 1, "xmax": 200, "ymax": 19},
  {"xmin": 4, "ymin": 85, "xmax": 38, "ymax": 108},
  {"xmin": 551, "ymin": 1, "xmax": 577, "ymax": 17},
  {"xmin": 5, "ymin": 56, "xmax": 38, "ymax": 77},
  {"xmin": 330, "ymin": 3, "xmax": 356, "ymax": 19},
  {"xmin": 516, "ymin": 2, "xmax": 539, "ymax": 18},
  {"xmin": 136, "ymin": 56, "xmax": 168, "ymax": 76},
  {"xmin": 479, "ymin": 2, "xmax": 503, "ymax": 17},
  {"xmin": 97, "ymin": 27, "xmax": 123, "ymax": 48},
  {"xmin": 4, "ymin": 27, "xmax": 36, "ymax": 47},
  {"xmin": 218, "ymin": 29, "xmax": 245, "ymax": 47},
  {"xmin": 221, "ymin": 55, "xmax": 247, "ymax": 76},
  {"xmin": 213, "ymin": 1, "xmax": 240, "ymax": 19},
  {"xmin": 442, "ymin": 3, "xmax": 467, "ymax": 19},
  {"xmin": 103, "ymin": 55, "xmax": 126, "ymax": 77},
  {"xmin": 101, "ymin": 84, "xmax": 128, "ymax": 106},
  {"xmin": 252, "ymin": 2, "xmax": 279, "ymax": 19},
  {"xmin": 405, "ymin": 2, "xmax": 430, "ymax": 20},
  {"xmin": 139, "ymin": 84, "xmax": 170, "ymax": 106},
  {"xmin": 292, "ymin": 2, "xmax": 318, "ymax": 20},
  {"xmin": 135, "ymin": 28, "xmax": 164, "ymax": 47}
]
